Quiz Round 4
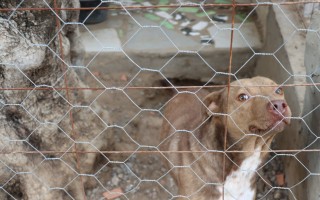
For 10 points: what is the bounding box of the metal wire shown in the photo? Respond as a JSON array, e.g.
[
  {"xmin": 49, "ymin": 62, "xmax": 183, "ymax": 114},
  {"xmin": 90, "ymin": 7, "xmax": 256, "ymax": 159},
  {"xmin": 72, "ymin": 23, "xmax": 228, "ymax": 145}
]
[{"xmin": 0, "ymin": 1, "xmax": 319, "ymax": 200}]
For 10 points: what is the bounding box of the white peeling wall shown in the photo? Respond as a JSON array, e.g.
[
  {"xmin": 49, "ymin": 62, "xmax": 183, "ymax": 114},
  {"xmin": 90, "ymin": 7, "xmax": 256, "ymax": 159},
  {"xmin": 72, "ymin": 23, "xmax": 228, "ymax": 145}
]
[
  {"xmin": 304, "ymin": 10, "xmax": 320, "ymax": 200},
  {"xmin": 255, "ymin": 5, "xmax": 310, "ymax": 200}
]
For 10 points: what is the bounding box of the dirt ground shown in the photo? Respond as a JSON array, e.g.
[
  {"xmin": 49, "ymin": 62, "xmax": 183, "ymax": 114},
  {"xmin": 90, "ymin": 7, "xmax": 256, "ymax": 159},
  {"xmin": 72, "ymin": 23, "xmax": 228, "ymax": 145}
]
[{"xmin": 81, "ymin": 66, "xmax": 290, "ymax": 200}]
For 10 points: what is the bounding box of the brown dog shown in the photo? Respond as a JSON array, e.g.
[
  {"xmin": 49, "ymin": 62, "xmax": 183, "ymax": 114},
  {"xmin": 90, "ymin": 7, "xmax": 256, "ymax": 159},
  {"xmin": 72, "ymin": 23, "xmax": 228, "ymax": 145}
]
[{"xmin": 160, "ymin": 76, "xmax": 291, "ymax": 200}]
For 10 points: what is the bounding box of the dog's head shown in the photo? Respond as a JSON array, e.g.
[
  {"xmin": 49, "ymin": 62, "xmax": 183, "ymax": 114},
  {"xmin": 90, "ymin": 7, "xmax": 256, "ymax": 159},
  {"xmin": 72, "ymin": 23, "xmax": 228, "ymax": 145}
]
[{"xmin": 204, "ymin": 76, "xmax": 292, "ymax": 137}]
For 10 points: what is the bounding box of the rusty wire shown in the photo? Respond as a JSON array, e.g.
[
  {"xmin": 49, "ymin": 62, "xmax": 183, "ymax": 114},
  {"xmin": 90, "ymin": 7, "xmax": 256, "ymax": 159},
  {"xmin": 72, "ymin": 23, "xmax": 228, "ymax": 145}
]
[
  {"xmin": 0, "ymin": 2, "xmax": 318, "ymax": 153},
  {"xmin": 1, "ymin": 1, "xmax": 320, "ymax": 12},
  {"xmin": 0, "ymin": 82, "xmax": 319, "ymax": 92},
  {"xmin": 52, "ymin": 0, "xmax": 87, "ymax": 199},
  {"xmin": 1, "ymin": 149, "xmax": 320, "ymax": 155}
]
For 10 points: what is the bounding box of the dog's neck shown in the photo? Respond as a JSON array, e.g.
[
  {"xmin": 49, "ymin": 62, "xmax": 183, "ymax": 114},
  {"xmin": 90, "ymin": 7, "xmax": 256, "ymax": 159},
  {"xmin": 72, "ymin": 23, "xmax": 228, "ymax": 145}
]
[
  {"xmin": 199, "ymin": 116, "xmax": 276, "ymax": 175},
  {"xmin": 199, "ymin": 117, "xmax": 279, "ymax": 200}
]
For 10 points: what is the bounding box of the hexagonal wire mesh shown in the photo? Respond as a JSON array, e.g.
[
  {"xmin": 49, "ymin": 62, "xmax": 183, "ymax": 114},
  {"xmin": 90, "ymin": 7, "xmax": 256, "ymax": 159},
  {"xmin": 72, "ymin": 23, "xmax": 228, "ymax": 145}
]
[{"xmin": 0, "ymin": 0, "xmax": 319, "ymax": 200}]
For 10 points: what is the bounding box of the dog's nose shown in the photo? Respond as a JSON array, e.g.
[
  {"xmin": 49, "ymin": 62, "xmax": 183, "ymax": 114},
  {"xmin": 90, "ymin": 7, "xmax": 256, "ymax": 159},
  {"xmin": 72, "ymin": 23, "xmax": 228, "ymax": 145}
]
[{"xmin": 267, "ymin": 100, "xmax": 288, "ymax": 115}]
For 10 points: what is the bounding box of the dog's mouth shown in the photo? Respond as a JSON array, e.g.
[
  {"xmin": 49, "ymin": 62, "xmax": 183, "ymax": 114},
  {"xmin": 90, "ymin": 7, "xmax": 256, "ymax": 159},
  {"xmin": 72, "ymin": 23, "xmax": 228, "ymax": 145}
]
[{"xmin": 249, "ymin": 118, "xmax": 290, "ymax": 134}]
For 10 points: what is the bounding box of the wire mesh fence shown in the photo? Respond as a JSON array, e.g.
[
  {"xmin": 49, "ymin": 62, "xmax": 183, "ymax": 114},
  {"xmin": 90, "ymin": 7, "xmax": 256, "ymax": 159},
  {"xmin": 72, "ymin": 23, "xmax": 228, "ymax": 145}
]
[{"xmin": 0, "ymin": 0, "xmax": 320, "ymax": 200}]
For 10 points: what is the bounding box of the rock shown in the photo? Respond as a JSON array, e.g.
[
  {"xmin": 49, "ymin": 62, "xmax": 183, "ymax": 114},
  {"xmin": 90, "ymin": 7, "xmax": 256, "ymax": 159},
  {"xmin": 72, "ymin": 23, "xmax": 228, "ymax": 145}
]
[
  {"xmin": 112, "ymin": 176, "xmax": 120, "ymax": 186},
  {"xmin": 274, "ymin": 190, "xmax": 282, "ymax": 199}
]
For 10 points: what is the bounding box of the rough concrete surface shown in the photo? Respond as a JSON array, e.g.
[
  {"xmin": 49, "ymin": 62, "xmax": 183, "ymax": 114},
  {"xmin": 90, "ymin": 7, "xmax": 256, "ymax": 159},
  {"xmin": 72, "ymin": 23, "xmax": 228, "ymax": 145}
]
[
  {"xmin": 303, "ymin": 10, "xmax": 320, "ymax": 200},
  {"xmin": 80, "ymin": 4, "xmax": 261, "ymax": 81}
]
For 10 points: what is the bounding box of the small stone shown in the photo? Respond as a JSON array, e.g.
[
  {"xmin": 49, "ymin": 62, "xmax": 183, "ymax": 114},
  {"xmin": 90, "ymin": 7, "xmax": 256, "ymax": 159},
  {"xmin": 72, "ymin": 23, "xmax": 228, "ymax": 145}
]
[
  {"xmin": 112, "ymin": 176, "xmax": 120, "ymax": 186},
  {"xmin": 270, "ymin": 176, "xmax": 276, "ymax": 182},
  {"xmin": 125, "ymin": 184, "xmax": 133, "ymax": 192},
  {"xmin": 274, "ymin": 190, "xmax": 282, "ymax": 199},
  {"xmin": 257, "ymin": 193, "xmax": 263, "ymax": 198}
]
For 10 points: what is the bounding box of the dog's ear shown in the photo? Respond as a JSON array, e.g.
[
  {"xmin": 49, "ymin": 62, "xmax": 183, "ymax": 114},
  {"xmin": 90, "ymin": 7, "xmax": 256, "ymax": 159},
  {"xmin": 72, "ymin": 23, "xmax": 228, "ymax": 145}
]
[{"xmin": 203, "ymin": 89, "xmax": 225, "ymax": 115}]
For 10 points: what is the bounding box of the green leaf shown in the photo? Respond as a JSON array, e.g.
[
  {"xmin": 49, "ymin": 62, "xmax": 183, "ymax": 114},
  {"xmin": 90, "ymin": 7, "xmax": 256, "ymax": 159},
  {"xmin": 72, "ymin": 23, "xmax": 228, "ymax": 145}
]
[
  {"xmin": 236, "ymin": 13, "xmax": 248, "ymax": 22},
  {"xmin": 158, "ymin": 0, "xmax": 170, "ymax": 10},
  {"xmin": 179, "ymin": 7, "xmax": 199, "ymax": 13},
  {"xmin": 215, "ymin": 0, "xmax": 231, "ymax": 3},
  {"xmin": 196, "ymin": 11, "xmax": 216, "ymax": 17},
  {"xmin": 117, "ymin": 29, "xmax": 124, "ymax": 38},
  {"xmin": 159, "ymin": 0, "xmax": 169, "ymax": 4},
  {"xmin": 158, "ymin": 7, "xmax": 170, "ymax": 11},
  {"xmin": 144, "ymin": 13, "xmax": 161, "ymax": 21},
  {"xmin": 162, "ymin": 21, "xmax": 174, "ymax": 29}
]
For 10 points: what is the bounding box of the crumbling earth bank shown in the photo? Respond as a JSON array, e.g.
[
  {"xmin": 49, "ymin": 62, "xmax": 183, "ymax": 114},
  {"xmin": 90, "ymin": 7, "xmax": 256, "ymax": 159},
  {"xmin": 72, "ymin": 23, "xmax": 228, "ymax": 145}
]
[{"xmin": 0, "ymin": 1, "xmax": 108, "ymax": 199}]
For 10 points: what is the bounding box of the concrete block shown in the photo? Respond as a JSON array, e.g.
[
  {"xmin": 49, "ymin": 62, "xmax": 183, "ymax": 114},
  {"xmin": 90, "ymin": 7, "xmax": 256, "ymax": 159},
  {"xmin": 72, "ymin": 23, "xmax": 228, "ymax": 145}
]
[
  {"xmin": 80, "ymin": 28, "xmax": 121, "ymax": 53},
  {"xmin": 304, "ymin": 10, "xmax": 320, "ymax": 200}
]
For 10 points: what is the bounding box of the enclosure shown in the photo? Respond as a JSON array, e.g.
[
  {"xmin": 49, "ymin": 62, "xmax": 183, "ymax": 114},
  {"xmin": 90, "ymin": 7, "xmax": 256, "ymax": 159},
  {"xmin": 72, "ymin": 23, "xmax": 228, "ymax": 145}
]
[{"xmin": 0, "ymin": 0, "xmax": 319, "ymax": 200}]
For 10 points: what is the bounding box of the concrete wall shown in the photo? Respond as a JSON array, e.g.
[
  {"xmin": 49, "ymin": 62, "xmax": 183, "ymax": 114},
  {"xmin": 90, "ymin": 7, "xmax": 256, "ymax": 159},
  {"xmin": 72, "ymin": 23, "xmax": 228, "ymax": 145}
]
[
  {"xmin": 255, "ymin": 5, "xmax": 310, "ymax": 200},
  {"xmin": 303, "ymin": 10, "xmax": 320, "ymax": 200}
]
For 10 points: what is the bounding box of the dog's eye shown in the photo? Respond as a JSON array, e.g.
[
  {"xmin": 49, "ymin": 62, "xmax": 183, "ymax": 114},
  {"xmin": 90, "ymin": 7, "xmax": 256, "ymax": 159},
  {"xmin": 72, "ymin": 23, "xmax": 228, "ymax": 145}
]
[
  {"xmin": 237, "ymin": 93, "xmax": 250, "ymax": 102},
  {"xmin": 275, "ymin": 87, "xmax": 283, "ymax": 95}
]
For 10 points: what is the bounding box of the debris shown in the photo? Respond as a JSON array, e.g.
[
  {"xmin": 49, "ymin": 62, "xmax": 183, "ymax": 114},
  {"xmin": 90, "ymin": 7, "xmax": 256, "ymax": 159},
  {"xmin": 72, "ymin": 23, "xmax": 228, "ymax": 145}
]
[
  {"xmin": 162, "ymin": 21, "xmax": 174, "ymax": 29},
  {"xmin": 276, "ymin": 173, "xmax": 285, "ymax": 186},
  {"xmin": 180, "ymin": 27, "xmax": 199, "ymax": 36},
  {"xmin": 155, "ymin": 11, "xmax": 173, "ymax": 19},
  {"xmin": 192, "ymin": 21, "xmax": 208, "ymax": 31},
  {"xmin": 179, "ymin": 7, "xmax": 199, "ymax": 13},
  {"xmin": 200, "ymin": 35, "xmax": 214, "ymax": 45},
  {"xmin": 180, "ymin": 20, "xmax": 190, "ymax": 27},
  {"xmin": 181, "ymin": 27, "xmax": 192, "ymax": 35},
  {"xmin": 144, "ymin": 13, "xmax": 161, "ymax": 21},
  {"xmin": 212, "ymin": 14, "xmax": 228, "ymax": 22},
  {"xmin": 174, "ymin": 13, "xmax": 182, "ymax": 20},
  {"xmin": 103, "ymin": 188, "xmax": 123, "ymax": 200},
  {"xmin": 173, "ymin": 12, "xmax": 185, "ymax": 21},
  {"xmin": 168, "ymin": 19, "xmax": 178, "ymax": 25},
  {"xmin": 189, "ymin": 31, "xmax": 200, "ymax": 36}
]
